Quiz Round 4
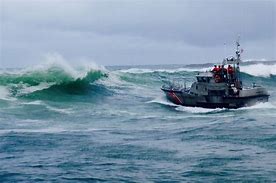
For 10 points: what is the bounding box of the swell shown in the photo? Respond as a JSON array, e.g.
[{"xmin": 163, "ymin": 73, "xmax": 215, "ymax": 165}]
[
  {"xmin": 117, "ymin": 63, "xmax": 276, "ymax": 78},
  {"xmin": 21, "ymin": 71, "xmax": 110, "ymax": 101},
  {"xmin": 239, "ymin": 72, "xmax": 276, "ymax": 85},
  {"xmin": 117, "ymin": 68, "xmax": 275, "ymax": 87}
]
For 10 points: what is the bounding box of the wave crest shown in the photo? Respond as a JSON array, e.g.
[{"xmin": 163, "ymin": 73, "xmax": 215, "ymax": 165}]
[
  {"xmin": 0, "ymin": 62, "xmax": 108, "ymax": 98},
  {"xmin": 241, "ymin": 64, "xmax": 276, "ymax": 77}
]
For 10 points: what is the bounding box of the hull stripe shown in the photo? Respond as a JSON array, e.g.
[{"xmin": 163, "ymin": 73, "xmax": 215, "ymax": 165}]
[{"xmin": 171, "ymin": 92, "xmax": 183, "ymax": 105}]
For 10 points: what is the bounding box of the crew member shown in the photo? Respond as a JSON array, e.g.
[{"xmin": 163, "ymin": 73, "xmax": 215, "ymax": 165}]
[
  {"xmin": 221, "ymin": 65, "xmax": 227, "ymax": 81},
  {"xmin": 218, "ymin": 65, "xmax": 222, "ymax": 76},
  {"xmin": 227, "ymin": 65, "xmax": 234, "ymax": 81},
  {"xmin": 212, "ymin": 65, "xmax": 218, "ymax": 73}
]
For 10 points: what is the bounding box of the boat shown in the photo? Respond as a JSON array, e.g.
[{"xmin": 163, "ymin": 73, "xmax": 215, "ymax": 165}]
[{"xmin": 161, "ymin": 39, "xmax": 269, "ymax": 109}]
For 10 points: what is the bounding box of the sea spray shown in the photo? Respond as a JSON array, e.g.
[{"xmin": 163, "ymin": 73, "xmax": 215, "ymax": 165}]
[
  {"xmin": 0, "ymin": 56, "xmax": 108, "ymax": 98},
  {"xmin": 240, "ymin": 63, "xmax": 276, "ymax": 77}
]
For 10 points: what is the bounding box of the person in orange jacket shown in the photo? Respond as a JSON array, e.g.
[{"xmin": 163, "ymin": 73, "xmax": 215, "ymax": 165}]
[
  {"xmin": 212, "ymin": 65, "xmax": 218, "ymax": 72},
  {"xmin": 227, "ymin": 65, "xmax": 234, "ymax": 74},
  {"xmin": 218, "ymin": 65, "xmax": 222, "ymax": 73},
  {"xmin": 227, "ymin": 65, "xmax": 234, "ymax": 81},
  {"xmin": 221, "ymin": 65, "xmax": 227, "ymax": 81}
]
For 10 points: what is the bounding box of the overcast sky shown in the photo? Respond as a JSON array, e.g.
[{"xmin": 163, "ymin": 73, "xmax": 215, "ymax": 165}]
[{"xmin": 0, "ymin": 0, "xmax": 275, "ymax": 67}]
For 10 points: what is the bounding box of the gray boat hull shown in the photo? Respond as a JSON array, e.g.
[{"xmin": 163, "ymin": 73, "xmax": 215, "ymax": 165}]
[{"xmin": 161, "ymin": 88, "xmax": 269, "ymax": 109}]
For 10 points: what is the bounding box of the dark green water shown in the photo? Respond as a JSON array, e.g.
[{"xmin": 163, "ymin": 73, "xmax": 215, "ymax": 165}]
[{"xmin": 0, "ymin": 62, "xmax": 275, "ymax": 182}]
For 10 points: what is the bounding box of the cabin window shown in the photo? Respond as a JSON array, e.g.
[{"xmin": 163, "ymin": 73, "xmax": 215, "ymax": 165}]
[
  {"xmin": 197, "ymin": 77, "xmax": 203, "ymax": 82},
  {"xmin": 197, "ymin": 77, "xmax": 209, "ymax": 83},
  {"xmin": 208, "ymin": 90, "xmax": 225, "ymax": 96}
]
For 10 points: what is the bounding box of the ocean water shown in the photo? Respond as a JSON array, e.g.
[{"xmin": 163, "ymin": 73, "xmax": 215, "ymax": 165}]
[{"xmin": 0, "ymin": 60, "xmax": 275, "ymax": 182}]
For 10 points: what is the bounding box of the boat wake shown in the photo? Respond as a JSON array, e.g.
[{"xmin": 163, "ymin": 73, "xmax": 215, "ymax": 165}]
[
  {"xmin": 148, "ymin": 96, "xmax": 275, "ymax": 114},
  {"xmin": 175, "ymin": 106, "xmax": 226, "ymax": 114},
  {"xmin": 147, "ymin": 96, "xmax": 180, "ymax": 107}
]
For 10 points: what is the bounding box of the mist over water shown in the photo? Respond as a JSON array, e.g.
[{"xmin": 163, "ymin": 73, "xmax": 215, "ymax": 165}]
[{"xmin": 0, "ymin": 59, "xmax": 276, "ymax": 182}]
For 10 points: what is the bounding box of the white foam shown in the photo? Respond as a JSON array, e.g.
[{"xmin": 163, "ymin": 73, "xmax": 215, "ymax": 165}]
[
  {"xmin": 238, "ymin": 102, "xmax": 276, "ymax": 110},
  {"xmin": 0, "ymin": 86, "xmax": 10, "ymax": 99},
  {"xmin": 97, "ymin": 72, "xmax": 126, "ymax": 87},
  {"xmin": 241, "ymin": 64, "xmax": 276, "ymax": 77},
  {"xmin": 46, "ymin": 105, "xmax": 73, "ymax": 114},
  {"xmin": 243, "ymin": 58, "xmax": 268, "ymax": 62},
  {"xmin": 20, "ymin": 53, "xmax": 106, "ymax": 80},
  {"xmin": 21, "ymin": 100, "xmax": 74, "ymax": 114},
  {"xmin": 118, "ymin": 67, "xmax": 211, "ymax": 74},
  {"xmin": 18, "ymin": 82, "xmax": 54, "ymax": 96},
  {"xmin": 147, "ymin": 96, "xmax": 180, "ymax": 107},
  {"xmin": 175, "ymin": 102, "xmax": 275, "ymax": 114},
  {"xmin": 21, "ymin": 100, "xmax": 44, "ymax": 105},
  {"xmin": 0, "ymin": 86, "xmax": 17, "ymax": 101},
  {"xmin": 148, "ymin": 96, "xmax": 228, "ymax": 113},
  {"xmin": 21, "ymin": 53, "xmax": 80, "ymax": 79},
  {"xmin": 76, "ymin": 58, "xmax": 107, "ymax": 72},
  {"xmin": 175, "ymin": 106, "xmax": 225, "ymax": 113}
]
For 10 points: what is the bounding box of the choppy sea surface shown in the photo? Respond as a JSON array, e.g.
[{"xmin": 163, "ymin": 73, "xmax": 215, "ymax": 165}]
[{"xmin": 0, "ymin": 60, "xmax": 275, "ymax": 182}]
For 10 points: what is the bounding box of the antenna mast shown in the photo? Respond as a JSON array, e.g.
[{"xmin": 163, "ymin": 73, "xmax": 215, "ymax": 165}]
[{"xmin": 235, "ymin": 36, "xmax": 241, "ymax": 60}]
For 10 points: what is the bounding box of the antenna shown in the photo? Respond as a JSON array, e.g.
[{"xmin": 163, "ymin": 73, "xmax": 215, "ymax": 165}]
[
  {"xmin": 236, "ymin": 35, "xmax": 240, "ymax": 47},
  {"xmin": 235, "ymin": 35, "xmax": 241, "ymax": 60}
]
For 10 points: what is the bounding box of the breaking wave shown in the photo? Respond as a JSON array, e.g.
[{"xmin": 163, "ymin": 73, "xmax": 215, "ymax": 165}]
[
  {"xmin": 240, "ymin": 64, "xmax": 276, "ymax": 77},
  {"xmin": 0, "ymin": 61, "xmax": 108, "ymax": 100}
]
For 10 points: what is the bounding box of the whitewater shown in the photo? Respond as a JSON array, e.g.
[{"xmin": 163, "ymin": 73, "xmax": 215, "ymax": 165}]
[{"xmin": 0, "ymin": 60, "xmax": 275, "ymax": 182}]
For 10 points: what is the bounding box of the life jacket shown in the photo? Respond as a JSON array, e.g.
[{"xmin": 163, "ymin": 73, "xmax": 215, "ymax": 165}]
[
  {"xmin": 228, "ymin": 66, "xmax": 234, "ymax": 74},
  {"xmin": 218, "ymin": 66, "xmax": 222, "ymax": 73},
  {"xmin": 212, "ymin": 67, "xmax": 218, "ymax": 72}
]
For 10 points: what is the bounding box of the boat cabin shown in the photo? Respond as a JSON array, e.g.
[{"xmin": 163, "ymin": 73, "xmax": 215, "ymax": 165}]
[{"xmin": 196, "ymin": 72, "xmax": 213, "ymax": 83}]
